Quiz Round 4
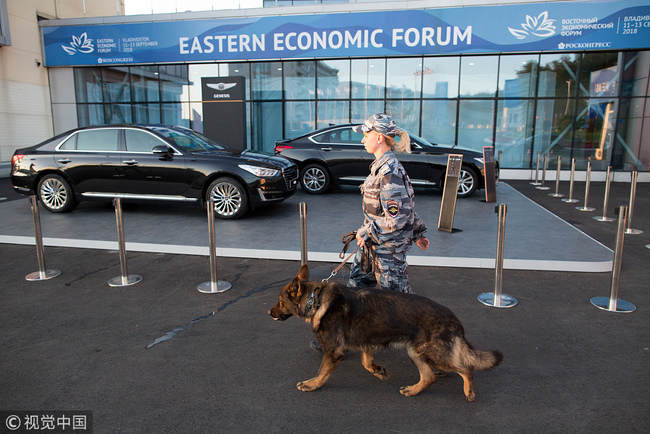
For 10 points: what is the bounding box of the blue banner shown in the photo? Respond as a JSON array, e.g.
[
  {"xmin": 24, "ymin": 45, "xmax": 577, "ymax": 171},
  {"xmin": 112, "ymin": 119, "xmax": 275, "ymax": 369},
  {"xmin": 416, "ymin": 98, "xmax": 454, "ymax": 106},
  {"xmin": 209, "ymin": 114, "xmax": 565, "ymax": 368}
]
[{"xmin": 41, "ymin": 0, "xmax": 650, "ymax": 67}]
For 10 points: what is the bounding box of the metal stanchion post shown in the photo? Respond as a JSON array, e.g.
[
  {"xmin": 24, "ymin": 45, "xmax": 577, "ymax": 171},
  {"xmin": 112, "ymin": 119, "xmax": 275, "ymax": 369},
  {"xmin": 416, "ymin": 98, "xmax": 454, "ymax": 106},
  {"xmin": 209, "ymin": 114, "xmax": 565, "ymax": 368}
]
[
  {"xmin": 198, "ymin": 200, "xmax": 231, "ymax": 293},
  {"xmin": 536, "ymin": 154, "xmax": 550, "ymax": 190},
  {"xmin": 625, "ymin": 171, "xmax": 642, "ymax": 235},
  {"xmin": 478, "ymin": 204, "xmax": 517, "ymax": 308},
  {"xmin": 562, "ymin": 158, "xmax": 579, "ymax": 203},
  {"xmin": 576, "ymin": 161, "xmax": 595, "ymax": 211},
  {"xmin": 25, "ymin": 196, "xmax": 61, "ymax": 281},
  {"xmin": 497, "ymin": 150, "xmax": 502, "ymax": 184},
  {"xmin": 593, "ymin": 166, "xmax": 615, "ymax": 222},
  {"xmin": 590, "ymin": 206, "xmax": 636, "ymax": 313},
  {"xmin": 299, "ymin": 202, "xmax": 308, "ymax": 266},
  {"xmin": 530, "ymin": 151, "xmax": 541, "ymax": 186},
  {"xmin": 549, "ymin": 155, "xmax": 564, "ymax": 198},
  {"xmin": 108, "ymin": 198, "xmax": 143, "ymax": 287}
]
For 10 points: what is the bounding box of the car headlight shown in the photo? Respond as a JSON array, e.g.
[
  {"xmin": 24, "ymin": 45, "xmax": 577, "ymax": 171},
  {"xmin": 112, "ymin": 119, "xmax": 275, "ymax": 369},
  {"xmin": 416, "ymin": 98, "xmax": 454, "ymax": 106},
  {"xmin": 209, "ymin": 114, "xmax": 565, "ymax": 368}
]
[{"xmin": 239, "ymin": 164, "xmax": 279, "ymax": 177}]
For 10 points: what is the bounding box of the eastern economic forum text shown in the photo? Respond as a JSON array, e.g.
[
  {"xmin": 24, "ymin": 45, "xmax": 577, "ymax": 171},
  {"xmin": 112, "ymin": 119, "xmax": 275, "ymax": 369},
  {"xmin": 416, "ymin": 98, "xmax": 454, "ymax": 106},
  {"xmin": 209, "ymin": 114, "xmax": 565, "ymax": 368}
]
[{"xmin": 178, "ymin": 27, "xmax": 473, "ymax": 55}]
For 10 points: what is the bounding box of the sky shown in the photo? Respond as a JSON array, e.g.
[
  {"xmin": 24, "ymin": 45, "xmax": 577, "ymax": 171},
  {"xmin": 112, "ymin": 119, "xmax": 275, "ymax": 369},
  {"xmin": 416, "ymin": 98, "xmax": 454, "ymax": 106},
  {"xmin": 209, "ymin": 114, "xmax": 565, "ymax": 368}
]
[{"xmin": 124, "ymin": 0, "xmax": 264, "ymax": 15}]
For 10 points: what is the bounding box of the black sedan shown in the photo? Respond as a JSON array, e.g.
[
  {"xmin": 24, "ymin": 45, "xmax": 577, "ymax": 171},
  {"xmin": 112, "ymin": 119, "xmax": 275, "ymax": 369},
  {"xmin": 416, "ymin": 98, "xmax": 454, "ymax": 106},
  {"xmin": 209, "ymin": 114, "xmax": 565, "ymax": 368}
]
[
  {"xmin": 11, "ymin": 125, "xmax": 298, "ymax": 219},
  {"xmin": 274, "ymin": 124, "xmax": 495, "ymax": 198}
]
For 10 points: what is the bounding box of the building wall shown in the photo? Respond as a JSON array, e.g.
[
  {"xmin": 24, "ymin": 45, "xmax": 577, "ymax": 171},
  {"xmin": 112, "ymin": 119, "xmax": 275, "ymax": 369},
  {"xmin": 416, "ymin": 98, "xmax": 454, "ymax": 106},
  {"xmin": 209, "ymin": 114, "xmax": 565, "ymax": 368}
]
[
  {"xmin": 3, "ymin": 0, "xmax": 648, "ymax": 183},
  {"xmin": 0, "ymin": 0, "xmax": 571, "ymax": 166},
  {"xmin": 0, "ymin": 0, "xmax": 123, "ymax": 166}
]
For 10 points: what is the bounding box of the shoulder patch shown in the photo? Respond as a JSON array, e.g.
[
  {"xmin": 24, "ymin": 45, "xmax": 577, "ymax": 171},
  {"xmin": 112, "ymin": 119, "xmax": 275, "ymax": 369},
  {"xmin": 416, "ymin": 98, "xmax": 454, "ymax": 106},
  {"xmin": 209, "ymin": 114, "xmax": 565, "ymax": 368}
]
[{"xmin": 386, "ymin": 200, "xmax": 400, "ymax": 217}]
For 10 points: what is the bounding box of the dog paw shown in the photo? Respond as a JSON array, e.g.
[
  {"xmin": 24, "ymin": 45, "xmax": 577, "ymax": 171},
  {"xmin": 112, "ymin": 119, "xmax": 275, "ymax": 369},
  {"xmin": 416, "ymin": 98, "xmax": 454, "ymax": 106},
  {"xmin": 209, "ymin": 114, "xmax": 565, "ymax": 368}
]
[
  {"xmin": 297, "ymin": 379, "xmax": 320, "ymax": 392},
  {"xmin": 399, "ymin": 385, "xmax": 421, "ymax": 397},
  {"xmin": 373, "ymin": 367, "xmax": 389, "ymax": 381}
]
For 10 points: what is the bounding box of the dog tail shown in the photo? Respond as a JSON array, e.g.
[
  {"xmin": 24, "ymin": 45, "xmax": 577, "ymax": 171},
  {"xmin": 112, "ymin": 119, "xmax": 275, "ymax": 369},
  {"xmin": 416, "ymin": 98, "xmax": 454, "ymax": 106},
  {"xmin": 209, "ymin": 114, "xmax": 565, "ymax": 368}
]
[
  {"xmin": 455, "ymin": 338, "xmax": 503, "ymax": 371},
  {"xmin": 470, "ymin": 348, "xmax": 503, "ymax": 371}
]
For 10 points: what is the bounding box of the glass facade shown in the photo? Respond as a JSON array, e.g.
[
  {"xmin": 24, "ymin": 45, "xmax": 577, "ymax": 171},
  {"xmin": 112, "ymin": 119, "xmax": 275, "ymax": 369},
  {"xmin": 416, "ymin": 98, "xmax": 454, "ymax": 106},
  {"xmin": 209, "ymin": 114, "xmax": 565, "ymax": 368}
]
[
  {"xmin": 74, "ymin": 50, "xmax": 650, "ymax": 172},
  {"xmin": 74, "ymin": 65, "xmax": 189, "ymax": 127}
]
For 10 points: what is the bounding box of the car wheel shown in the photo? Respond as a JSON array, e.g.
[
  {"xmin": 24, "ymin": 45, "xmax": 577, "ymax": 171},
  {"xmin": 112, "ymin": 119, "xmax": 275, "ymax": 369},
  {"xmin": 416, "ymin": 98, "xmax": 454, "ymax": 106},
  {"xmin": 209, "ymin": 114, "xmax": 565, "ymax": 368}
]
[
  {"xmin": 457, "ymin": 167, "xmax": 478, "ymax": 198},
  {"xmin": 207, "ymin": 177, "xmax": 248, "ymax": 219},
  {"xmin": 37, "ymin": 174, "xmax": 77, "ymax": 213},
  {"xmin": 300, "ymin": 164, "xmax": 330, "ymax": 194}
]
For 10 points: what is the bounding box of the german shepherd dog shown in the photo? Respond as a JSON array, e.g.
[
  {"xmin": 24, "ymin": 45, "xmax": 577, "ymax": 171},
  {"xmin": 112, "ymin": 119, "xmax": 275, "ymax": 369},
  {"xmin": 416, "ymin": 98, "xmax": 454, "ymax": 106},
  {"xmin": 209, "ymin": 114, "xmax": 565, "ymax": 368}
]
[{"xmin": 268, "ymin": 265, "xmax": 502, "ymax": 401}]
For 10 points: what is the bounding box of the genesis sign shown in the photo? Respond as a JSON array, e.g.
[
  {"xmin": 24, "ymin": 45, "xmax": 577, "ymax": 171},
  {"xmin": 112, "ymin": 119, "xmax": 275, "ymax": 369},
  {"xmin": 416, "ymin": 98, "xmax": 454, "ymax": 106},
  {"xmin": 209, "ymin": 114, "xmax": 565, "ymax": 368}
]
[{"xmin": 41, "ymin": 0, "xmax": 650, "ymax": 67}]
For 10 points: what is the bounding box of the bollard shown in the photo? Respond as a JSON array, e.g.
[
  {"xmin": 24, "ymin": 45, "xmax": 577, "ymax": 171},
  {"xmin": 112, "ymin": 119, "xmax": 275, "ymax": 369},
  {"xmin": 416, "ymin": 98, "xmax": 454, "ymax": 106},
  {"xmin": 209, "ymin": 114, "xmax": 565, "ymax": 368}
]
[
  {"xmin": 478, "ymin": 204, "xmax": 517, "ymax": 308},
  {"xmin": 576, "ymin": 162, "xmax": 595, "ymax": 212},
  {"xmin": 536, "ymin": 154, "xmax": 550, "ymax": 191},
  {"xmin": 198, "ymin": 200, "xmax": 231, "ymax": 293},
  {"xmin": 530, "ymin": 151, "xmax": 541, "ymax": 186},
  {"xmin": 299, "ymin": 202, "xmax": 308, "ymax": 266},
  {"xmin": 593, "ymin": 166, "xmax": 615, "ymax": 222},
  {"xmin": 549, "ymin": 155, "xmax": 564, "ymax": 198},
  {"xmin": 590, "ymin": 206, "xmax": 636, "ymax": 313},
  {"xmin": 25, "ymin": 196, "xmax": 61, "ymax": 281},
  {"xmin": 562, "ymin": 158, "xmax": 579, "ymax": 203},
  {"xmin": 108, "ymin": 198, "xmax": 143, "ymax": 287},
  {"xmin": 625, "ymin": 171, "xmax": 642, "ymax": 235}
]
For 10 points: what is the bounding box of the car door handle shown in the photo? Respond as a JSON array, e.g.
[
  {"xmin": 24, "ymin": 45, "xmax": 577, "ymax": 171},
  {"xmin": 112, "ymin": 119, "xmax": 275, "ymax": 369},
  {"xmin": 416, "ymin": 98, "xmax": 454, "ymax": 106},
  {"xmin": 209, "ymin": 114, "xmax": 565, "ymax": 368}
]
[
  {"xmin": 57, "ymin": 158, "xmax": 71, "ymax": 164},
  {"xmin": 320, "ymin": 147, "xmax": 333, "ymax": 151},
  {"xmin": 123, "ymin": 159, "xmax": 139, "ymax": 165}
]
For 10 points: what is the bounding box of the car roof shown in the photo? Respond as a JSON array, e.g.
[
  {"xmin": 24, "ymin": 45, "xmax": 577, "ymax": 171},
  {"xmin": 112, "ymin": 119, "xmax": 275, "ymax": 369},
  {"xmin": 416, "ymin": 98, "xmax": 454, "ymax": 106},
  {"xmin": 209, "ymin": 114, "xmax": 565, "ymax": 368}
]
[
  {"xmin": 301, "ymin": 124, "xmax": 485, "ymax": 155},
  {"xmin": 62, "ymin": 124, "xmax": 190, "ymax": 134},
  {"xmin": 298, "ymin": 123, "xmax": 435, "ymax": 147}
]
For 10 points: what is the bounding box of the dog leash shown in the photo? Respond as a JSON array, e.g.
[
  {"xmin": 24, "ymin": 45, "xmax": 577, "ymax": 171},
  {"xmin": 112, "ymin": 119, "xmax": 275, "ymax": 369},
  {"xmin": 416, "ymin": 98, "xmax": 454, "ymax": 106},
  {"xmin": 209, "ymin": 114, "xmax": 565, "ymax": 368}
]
[
  {"xmin": 322, "ymin": 231, "xmax": 372, "ymax": 282},
  {"xmin": 322, "ymin": 246, "xmax": 358, "ymax": 282}
]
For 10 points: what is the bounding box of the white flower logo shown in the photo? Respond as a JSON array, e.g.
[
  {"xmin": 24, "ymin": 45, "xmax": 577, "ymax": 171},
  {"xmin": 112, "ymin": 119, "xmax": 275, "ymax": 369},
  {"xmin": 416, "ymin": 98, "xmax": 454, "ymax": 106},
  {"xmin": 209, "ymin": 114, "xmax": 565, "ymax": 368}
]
[
  {"xmin": 62, "ymin": 33, "xmax": 94, "ymax": 55},
  {"xmin": 508, "ymin": 11, "xmax": 556, "ymax": 40}
]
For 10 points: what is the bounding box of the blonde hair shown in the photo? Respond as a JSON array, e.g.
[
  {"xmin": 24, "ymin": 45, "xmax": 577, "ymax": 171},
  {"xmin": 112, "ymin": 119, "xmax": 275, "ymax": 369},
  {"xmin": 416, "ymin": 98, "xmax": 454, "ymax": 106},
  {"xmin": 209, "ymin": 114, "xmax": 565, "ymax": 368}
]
[{"xmin": 385, "ymin": 129, "xmax": 411, "ymax": 153}]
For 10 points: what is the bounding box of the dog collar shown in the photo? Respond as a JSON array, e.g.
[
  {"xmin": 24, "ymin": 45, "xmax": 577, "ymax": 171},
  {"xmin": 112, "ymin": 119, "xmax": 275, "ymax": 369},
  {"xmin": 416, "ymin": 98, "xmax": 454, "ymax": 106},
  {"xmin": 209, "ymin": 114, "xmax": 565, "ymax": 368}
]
[{"xmin": 305, "ymin": 290, "xmax": 318, "ymax": 314}]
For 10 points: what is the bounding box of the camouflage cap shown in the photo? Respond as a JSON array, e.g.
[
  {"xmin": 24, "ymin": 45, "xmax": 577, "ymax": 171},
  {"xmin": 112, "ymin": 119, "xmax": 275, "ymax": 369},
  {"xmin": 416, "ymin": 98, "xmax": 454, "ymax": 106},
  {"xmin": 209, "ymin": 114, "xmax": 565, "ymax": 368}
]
[{"xmin": 352, "ymin": 113, "xmax": 397, "ymax": 137}]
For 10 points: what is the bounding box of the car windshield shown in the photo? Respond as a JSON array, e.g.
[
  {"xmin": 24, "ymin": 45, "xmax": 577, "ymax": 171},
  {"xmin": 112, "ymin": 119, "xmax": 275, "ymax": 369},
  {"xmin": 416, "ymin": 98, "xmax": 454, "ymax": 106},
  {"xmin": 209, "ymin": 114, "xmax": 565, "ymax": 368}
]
[{"xmin": 149, "ymin": 127, "xmax": 228, "ymax": 153}]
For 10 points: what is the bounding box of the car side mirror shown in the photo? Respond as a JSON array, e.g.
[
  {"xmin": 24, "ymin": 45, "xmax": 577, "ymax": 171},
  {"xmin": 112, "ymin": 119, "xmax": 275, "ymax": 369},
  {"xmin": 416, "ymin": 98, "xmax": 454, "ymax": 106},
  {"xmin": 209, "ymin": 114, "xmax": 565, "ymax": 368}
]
[
  {"xmin": 152, "ymin": 145, "xmax": 174, "ymax": 160},
  {"xmin": 152, "ymin": 145, "xmax": 173, "ymax": 154}
]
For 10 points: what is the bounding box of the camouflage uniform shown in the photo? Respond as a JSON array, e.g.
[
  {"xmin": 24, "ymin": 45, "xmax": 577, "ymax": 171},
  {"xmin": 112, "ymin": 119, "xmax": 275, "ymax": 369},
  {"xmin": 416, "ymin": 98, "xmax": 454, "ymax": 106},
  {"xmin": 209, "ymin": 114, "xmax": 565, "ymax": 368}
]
[{"xmin": 348, "ymin": 150, "xmax": 427, "ymax": 293}]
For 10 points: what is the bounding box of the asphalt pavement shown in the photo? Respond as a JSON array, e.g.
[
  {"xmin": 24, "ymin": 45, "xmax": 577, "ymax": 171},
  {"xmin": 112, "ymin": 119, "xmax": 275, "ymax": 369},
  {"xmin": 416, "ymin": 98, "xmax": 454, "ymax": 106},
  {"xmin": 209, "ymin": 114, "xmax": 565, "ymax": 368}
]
[{"xmin": 0, "ymin": 176, "xmax": 648, "ymax": 433}]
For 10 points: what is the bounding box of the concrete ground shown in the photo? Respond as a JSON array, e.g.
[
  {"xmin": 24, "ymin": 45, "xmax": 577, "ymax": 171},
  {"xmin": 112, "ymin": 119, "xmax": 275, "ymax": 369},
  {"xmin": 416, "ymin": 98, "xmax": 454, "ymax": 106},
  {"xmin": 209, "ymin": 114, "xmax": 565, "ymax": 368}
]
[{"xmin": 0, "ymin": 176, "xmax": 648, "ymax": 433}]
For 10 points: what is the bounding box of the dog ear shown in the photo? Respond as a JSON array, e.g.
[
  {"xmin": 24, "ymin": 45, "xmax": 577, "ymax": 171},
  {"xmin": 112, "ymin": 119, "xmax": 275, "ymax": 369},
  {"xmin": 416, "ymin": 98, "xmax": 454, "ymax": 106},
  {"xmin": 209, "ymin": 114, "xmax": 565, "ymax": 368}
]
[
  {"xmin": 298, "ymin": 264, "xmax": 309, "ymax": 281},
  {"xmin": 288, "ymin": 276, "xmax": 301, "ymax": 298}
]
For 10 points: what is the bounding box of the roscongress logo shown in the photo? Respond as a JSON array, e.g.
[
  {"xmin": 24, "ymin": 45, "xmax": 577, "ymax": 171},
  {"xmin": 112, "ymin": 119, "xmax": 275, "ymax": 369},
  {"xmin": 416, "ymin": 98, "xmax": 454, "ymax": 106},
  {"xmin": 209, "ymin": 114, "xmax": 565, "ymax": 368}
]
[
  {"xmin": 508, "ymin": 11, "xmax": 556, "ymax": 40},
  {"xmin": 62, "ymin": 33, "xmax": 94, "ymax": 55}
]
